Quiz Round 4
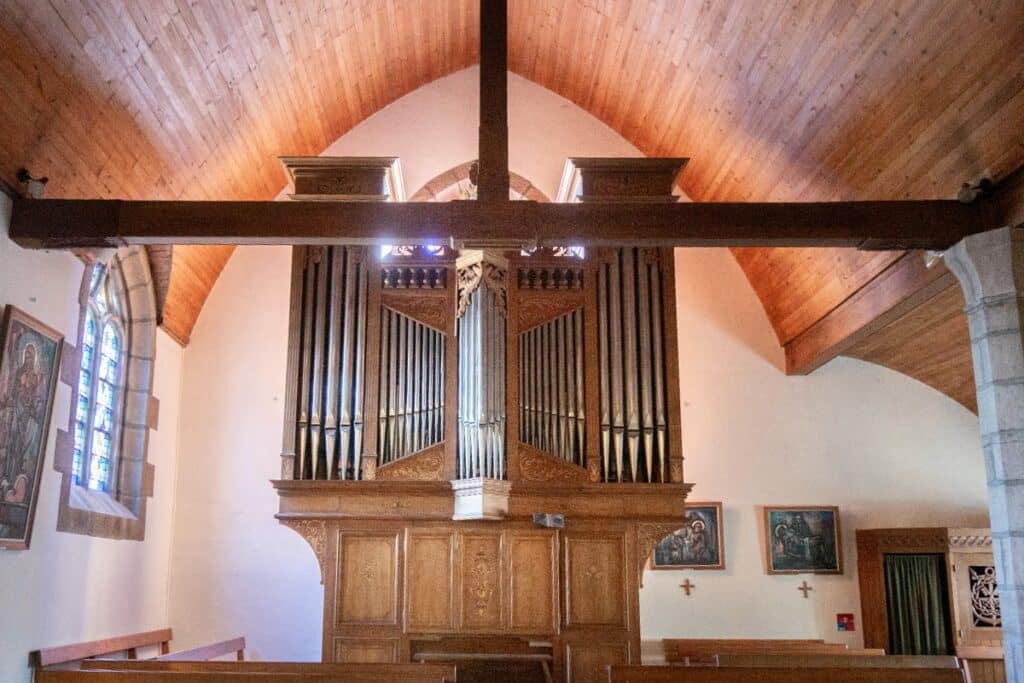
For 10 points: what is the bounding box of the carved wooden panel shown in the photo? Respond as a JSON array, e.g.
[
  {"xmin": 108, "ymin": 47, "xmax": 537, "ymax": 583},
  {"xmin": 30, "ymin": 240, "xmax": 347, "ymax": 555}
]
[
  {"xmin": 507, "ymin": 531, "xmax": 558, "ymax": 633},
  {"xmin": 381, "ymin": 294, "xmax": 450, "ymax": 332},
  {"xmin": 564, "ymin": 533, "xmax": 627, "ymax": 628},
  {"xmin": 336, "ymin": 532, "xmax": 399, "ymax": 626},
  {"xmin": 405, "ymin": 531, "xmax": 456, "ymax": 632},
  {"xmin": 459, "ymin": 532, "xmax": 504, "ymax": 631},
  {"xmin": 333, "ymin": 638, "xmax": 398, "ymax": 663},
  {"xmin": 565, "ymin": 639, "xmax": 630, "ymax": 683}
]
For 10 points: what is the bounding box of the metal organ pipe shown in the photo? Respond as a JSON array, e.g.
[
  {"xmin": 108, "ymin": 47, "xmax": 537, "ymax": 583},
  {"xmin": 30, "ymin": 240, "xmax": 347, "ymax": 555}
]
[
  {"xmin": 293, "ymin": 247, "xmax": 368, "ymax": 481},
  {"xmin": 518, "ymin": 307, "xmax": 585, "ymax": 466},
  {"xmin": 457, "ymin": 279, "xmax": 506, "ymax": 479},
  {"xmin": 376, "ymin": 307, "xmax": 445, "ymax": 466},
  {"xmin": 597, "ymin": 248, "xmax": 669, "ymax": 483}
]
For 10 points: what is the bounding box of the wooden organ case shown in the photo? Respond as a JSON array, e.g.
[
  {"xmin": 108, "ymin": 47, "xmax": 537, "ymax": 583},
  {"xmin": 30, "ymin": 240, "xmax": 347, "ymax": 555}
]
[{"xmin": 274, "ymin": 157, "xmax": 692, "ymax": 682}]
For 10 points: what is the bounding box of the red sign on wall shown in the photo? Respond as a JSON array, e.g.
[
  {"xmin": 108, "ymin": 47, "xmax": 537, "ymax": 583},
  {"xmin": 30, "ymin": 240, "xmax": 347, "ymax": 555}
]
[{"xmin": 837, "ymin": 613, "xmax": 856, "ymax": 631}]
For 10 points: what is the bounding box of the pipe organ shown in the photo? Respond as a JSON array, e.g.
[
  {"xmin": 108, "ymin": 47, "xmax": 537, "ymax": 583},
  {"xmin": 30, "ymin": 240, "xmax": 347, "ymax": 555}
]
[{"xmin": 276, "ymin": 156, "xmax": 692, "ymax": 683}]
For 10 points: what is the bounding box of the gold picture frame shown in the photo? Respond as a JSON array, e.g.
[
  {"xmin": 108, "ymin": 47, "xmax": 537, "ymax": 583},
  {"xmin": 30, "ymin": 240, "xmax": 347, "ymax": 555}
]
[
  {"xmin": 763, "ymin": 505, "xmax": 842, "ymax": 575},
  {"xmin": 650, "ymin": 501, "xmax": 726, "ymax": 570}
]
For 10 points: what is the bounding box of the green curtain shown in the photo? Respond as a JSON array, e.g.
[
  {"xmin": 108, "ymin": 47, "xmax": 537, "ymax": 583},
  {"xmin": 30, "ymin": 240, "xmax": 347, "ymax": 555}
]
[{"xmin": 883, "ymin": 553, "xmax": 953, "ymax": 655}]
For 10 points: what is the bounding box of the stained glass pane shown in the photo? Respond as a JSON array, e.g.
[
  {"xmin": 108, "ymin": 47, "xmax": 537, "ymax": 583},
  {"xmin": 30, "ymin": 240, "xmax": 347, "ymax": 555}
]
[{"xmin": 97, "ymin": 381, "xmax": 113, "ymax": 408}]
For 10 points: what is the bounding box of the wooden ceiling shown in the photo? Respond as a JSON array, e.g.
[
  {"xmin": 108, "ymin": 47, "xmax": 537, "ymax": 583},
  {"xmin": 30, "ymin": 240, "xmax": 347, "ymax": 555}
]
[{"xmin": 2, "ymin": 1, "xmax": 1022, "ymax": 407}]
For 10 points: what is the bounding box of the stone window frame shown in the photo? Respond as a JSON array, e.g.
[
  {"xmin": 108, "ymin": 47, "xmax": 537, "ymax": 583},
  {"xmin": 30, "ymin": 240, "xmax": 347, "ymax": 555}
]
[{"xmin": 53, "ymin": 246, "xmax": 160, "ymax": 541}]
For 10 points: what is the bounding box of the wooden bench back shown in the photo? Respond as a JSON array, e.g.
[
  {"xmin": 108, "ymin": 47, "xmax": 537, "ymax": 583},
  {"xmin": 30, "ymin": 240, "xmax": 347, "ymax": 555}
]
[
  {"xmin": 662, "ymin": 638, "xmax": 847, "ymax": 663},
  {"xmin": 151, "ymin": 636, "xmax": 246, "ymax": 661},
  {"xmin": 30, "ymin": 629, "xmax": 173, "ymax": 668},
  {"xmin": 59, "ymin": 661, "xmax": 456, "ymax": 682},
  {"xmin": 716, "ymin": 654, "xmax": 957, "ymax": 668},
  {"xmin": 609, "ymin": 665, "xmax": 967, "ymax": 683}
]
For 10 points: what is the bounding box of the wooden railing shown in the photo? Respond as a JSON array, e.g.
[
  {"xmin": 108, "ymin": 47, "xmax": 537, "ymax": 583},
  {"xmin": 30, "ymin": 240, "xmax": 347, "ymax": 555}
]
[
  {"xmin": 38, "ymin": 662, "xmax": 457, "ymax": 683},
  {"xmin": 29, "ymin": 629, "xmax": 172, "ymax": 668}
]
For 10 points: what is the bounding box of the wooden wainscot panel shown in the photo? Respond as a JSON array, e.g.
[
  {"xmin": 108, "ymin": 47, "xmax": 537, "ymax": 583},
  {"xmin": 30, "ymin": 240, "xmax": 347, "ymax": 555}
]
[
  {"xmin": 565, "ymin": 638, "xmax": 631, "ymax": 683},
  {"xmin": 564, "ymin": 532, "xmax": 628, "ymax": 628},
  {"xmin": 507, "ymin": 531, "xmax": 559, "ymax": 633},
  {"xmin": 459, "ymin": 532, "xmax": 505, "ymax": 631},
  {"xmin": 336, "ymin": 531, "xmax": 400, "ymax": 627},
  {"xmin": 405, "ymin": 530, "xmax": 456, "ymax": 632},
  {"xmin": 332, "ymin": 637, "xmax": 399, "ymax": 663}
]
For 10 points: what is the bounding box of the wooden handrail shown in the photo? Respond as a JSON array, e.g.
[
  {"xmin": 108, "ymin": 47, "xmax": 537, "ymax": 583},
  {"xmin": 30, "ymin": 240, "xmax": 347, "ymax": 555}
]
[
  {"xmin": 150, "ymin": 637, "xmax": 245, "ymax": 662},
  {"xmin": 30, "ymin": 629, "xmax": 173, "ymax": 668}
]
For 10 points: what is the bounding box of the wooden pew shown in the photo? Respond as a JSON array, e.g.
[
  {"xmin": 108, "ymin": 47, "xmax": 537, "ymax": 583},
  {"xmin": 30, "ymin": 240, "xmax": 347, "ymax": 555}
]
[
  {"xmin": 42, "ymin": 662, "xmax": 457, "ymax": 682},
  {"xmin": 662, "ymin": 638, "xmax": 850, "ymax": 664},
  {"xmin": 29, "ymin": 629, "xmax": 173, "ymax": 668},
  {"xmin": 716, "ymin": 654, "xmax": 959, "ymax": 668},
  {"xmin": 608, "ymin": 665, "xmax": 967, "ymax": 683},
  {"xmin": 150, "ymin": 636, "xmax": 246, "ymax": 661}
]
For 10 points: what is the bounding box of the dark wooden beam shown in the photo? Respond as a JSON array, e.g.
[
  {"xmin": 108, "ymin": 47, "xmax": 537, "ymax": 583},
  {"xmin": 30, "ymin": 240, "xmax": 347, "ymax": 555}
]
[
  {"xmin": 784, "ymin": 252, "xmax": 958, "ymax": 375},
  {"xmin": 477, "ymin": 0, "xmax": 509, "ymax": 202},
  {"xmin": 993, "ymin": 163, "xmax": 1024, "ymax": 229},
  {"xmin": 9, "ymin": 198, "xmax": 989, "ymax": 250}
]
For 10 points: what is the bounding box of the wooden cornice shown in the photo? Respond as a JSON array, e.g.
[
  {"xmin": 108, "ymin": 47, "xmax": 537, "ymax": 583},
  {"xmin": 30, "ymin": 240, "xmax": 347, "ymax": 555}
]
[{"xmin": 8, "ymin": 197, "xmax": 990, "ymax": 251}]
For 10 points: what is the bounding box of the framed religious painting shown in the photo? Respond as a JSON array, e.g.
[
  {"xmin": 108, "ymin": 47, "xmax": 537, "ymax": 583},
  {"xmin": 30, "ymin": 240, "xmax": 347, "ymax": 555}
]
[
  {"xmin": 763, "ymin": 505, "xmax": 842, "ymax": 575},
  {"xmin": 651, "ymin": 502, "xmax": 725, "ymax": 570},
  {"xmin": 0, "ymin": 306, "xmax": 63, "ymax": 550}
]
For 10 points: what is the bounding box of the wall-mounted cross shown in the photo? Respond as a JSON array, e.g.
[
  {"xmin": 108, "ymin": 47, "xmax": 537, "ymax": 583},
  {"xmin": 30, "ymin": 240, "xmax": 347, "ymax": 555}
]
[
  {"xmin": 680, "ymin": 579, "xmax": 696, "ymax": 596},
  {"xmin": 798, "ymin": 581, "xmax": 814, "ymax": 598}
]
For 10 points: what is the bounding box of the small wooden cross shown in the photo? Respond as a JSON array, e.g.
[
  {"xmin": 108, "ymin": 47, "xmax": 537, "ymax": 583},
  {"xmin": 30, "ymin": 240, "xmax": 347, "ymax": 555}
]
[
  {"xmin": 680, "ymin": 579, "xmax": 696, "ymax": 596},
  {"xmin": 798, "ymin": 581, "xmax": 814, "ymax": 598}
]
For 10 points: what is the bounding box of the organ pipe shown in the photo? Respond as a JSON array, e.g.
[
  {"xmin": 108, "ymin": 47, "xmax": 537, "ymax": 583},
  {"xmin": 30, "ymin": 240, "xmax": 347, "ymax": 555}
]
[
  {"xmin": 597, "ymin": 248, "xmax": 670, "ymax": 482},
  {"xmin": 293, "ymin": 247, "xmax": 368, "ymax": 480},
  {"xmin": 457, "ymin": 281, "xmax": 506, "ymax": 479},
  {"xmin": 377, "ymin": 308, "xmax": 445, "ymax": 465},
  {"xmin": 518, "ymin": 308, "xmax": 586, "ymax": 466}
]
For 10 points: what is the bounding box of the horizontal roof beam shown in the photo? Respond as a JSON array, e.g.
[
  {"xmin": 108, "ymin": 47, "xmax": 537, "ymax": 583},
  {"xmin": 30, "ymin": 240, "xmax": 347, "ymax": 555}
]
[{"xmin": 8, "ymin": 198, "xmax": 992, "ymax": 251}]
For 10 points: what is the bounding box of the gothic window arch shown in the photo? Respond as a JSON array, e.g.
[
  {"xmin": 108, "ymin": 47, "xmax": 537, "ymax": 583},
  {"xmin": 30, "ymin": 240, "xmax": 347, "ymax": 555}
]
[
  {"xmin": 56, "ymin": 246, "xmax": 160, "ymax": 540},
  {"xmin": 73, "ymin": 262, "xmax": 128, "ymax": 492}
]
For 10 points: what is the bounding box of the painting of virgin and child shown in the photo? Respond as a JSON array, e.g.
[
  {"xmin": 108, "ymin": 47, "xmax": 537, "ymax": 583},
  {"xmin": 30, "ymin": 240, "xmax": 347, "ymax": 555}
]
[{"xmin": 652, "ymin": 502, "xmax": 725, "ymax": 570}]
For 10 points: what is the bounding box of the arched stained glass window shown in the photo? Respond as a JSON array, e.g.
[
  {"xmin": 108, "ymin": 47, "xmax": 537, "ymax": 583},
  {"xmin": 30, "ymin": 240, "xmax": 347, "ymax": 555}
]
[{"xmin": 72, "ymin": 262, "xmax": 128, "ymax": 493}]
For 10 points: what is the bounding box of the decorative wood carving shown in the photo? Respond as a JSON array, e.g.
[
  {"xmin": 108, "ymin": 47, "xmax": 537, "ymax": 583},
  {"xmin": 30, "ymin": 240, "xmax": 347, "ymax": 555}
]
[
  {"xmin": 518, "ymin": 445, "xmax": 589, "ymax": 483},
  {"xmin": 517, "ymin": 264, "xmax": 585, "ymax": 290},
  {"xmin": 460, "ymin": 534, "xmax": 503, "ymax": 630},
  {"xmin": 949, "ymin": 529, "xmax": 993, "ymax": 550},
  {"xmin": 375, "ymin": 446, "xmax": 446, "ymax": 481},
  {"xmin": 457, "ymin": 259, "xmax": 507, "ymax": 318},
  {"xmin": 281, "ymin": 519, "xmax": 327, "ymax": 584},
  {"xmin": 517, "ymin": 294, "xmax": 586, "ymax": 331},
  {"xmin": 382, "ymin": 265, "xmax": 448, "ymax": 290},
  {"xmin": 380, "ymin": 296, "xmax": 449, "ymax": 332},
  {"xmin": 637, "ymin": 522, "xmax": 681, "ymax": 581}
]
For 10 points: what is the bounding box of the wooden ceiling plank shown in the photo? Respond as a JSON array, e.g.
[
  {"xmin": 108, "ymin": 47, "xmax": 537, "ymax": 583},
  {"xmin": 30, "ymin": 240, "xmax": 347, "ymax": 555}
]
[{"xmin": 784, "ymin": 252, "xmax": 958, "ymax": 376}]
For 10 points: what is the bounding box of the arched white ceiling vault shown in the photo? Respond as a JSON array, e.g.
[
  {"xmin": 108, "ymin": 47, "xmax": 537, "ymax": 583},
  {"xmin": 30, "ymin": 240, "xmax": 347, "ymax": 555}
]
[{"xmin": 2, "ymin": 1, "xmax": 1022, "ymax": 410}]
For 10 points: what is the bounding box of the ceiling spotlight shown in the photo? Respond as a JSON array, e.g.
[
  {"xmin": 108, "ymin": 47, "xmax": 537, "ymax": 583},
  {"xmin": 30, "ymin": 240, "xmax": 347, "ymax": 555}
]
[{"xmin": 16, "ymin": 168, "xmax": 48, "ymax": 199}]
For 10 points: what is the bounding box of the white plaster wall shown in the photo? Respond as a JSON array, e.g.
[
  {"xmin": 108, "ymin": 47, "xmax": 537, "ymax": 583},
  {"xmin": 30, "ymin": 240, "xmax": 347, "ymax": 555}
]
[
  {"xmin": 638, "ymin": 248, "xmax": 987, "ymax": 647},
  {"xmin": 0, "ymin": 194, "xmax": 183, "ymax": 681},
  {"xmin": 316, "ymin": 66, "xmax": 641, "ymax": 201},
  {"xmin": 167, "ymin": 245, "xmax": 320, "ymax": 660},
  {"xmin": 168, "ymin": 68, "xmax": 987, "ymax": 659}
]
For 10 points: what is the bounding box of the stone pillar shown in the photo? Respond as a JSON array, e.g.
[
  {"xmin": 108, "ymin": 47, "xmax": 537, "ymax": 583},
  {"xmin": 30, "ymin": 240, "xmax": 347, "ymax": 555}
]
[{"xmin": 946, "ymin": 226, "xmax": 1024, "ymax": 681}]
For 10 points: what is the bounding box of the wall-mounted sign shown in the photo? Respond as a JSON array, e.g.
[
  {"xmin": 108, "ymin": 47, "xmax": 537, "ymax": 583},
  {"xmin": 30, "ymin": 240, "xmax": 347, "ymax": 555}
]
[{"xmin": 837, "ymin": 613, "xmax": 855, "ymax": 631}]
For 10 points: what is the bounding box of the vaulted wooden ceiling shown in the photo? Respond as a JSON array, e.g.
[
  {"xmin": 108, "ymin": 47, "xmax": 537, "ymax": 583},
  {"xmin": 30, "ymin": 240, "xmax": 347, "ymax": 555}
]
[{"xmin": 2, "ymin": 1, "xmax": 1022, "ymax": 407}]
